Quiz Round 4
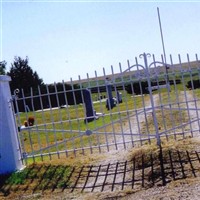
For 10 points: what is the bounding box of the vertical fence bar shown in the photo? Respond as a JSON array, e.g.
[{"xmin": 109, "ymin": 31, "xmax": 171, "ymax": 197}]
[
  {"xmin": 154, "ymin": 54, "xmax": 168, "ymax": 140},
  {"xmin": 0, "ymin": 75, "xmax": 24, "ymax": 174},
  {"xmin": 70, "ymin": 77, "xmax": 81, "ymax": 156},
  {"xmin": 87, "ymin": 72, "xmax": 101, "ymax": 153},
  {"xmin": 126, "ymin": 60, "xmax": 140, "ymax": 145},
  {"xmin": 77, "ymin": 76, "xmax": 86, "ymax": 155},
  {"xmin": 54, "ymin": 82, "xmax": 68, "ymax": 155},
  {"xmin": 104, "ymin": 67, "xmax": 117, "ymax": 149},
  {"xmin": 170, "ymin": 55, "xmax": 184, "ymax": 138},
  {"xmin": 12, "ymin": 89, "xmax": 27, "ymax": 164},
  {"xmin": 30, "ymin": 87, "xmax": 43, "ymax": 160},
  {"xmin": 163, "ymin": 54, "xmax": 176, "ymax": 139},
  {"xmin": 94, "ymin": 70, "xmax": 110, "ymax": 152},
  {"xmin": 179, "ymin": 54, "xmax": 193, "ymax": 138},
  {"xmin": 21, "ymin": 89, "xmax": 36, "ymax": 162},
  {"xmin": 46, "ymin": 84, "xmax": 60, "ymax": 158},
  {"xmin": 38, "ymin": 85, "xmax": 52, "ymax": 160},
  {"xmin": 187, "ymin": 54, "xmax": 200, "ymax": 136},
  {"xmin": 143, "ymin": 53, "xmax": 161, "ymax": 146},
  {"xmin": 118, "ymin": 63, "xmax": 134, "ymax": 146},
  {"xmin": 62, "ymin": 80, "xmax": 73, "ymax": 157},
  {"xmin": 111, "ymin": 65, "xmax": 126, "ymax": 149},
  {"xmin": 120, "ymin": 61, "xmax": 135, "ymax": 145},
  {"xmin": 136, "ymin": 57, "xmax": 151, "ymax": 142}
]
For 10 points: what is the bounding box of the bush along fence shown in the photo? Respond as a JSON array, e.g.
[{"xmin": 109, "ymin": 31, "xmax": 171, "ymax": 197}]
[{"xmin": 1, "ymin": 52, "xmax": 200, "ymax": 174}]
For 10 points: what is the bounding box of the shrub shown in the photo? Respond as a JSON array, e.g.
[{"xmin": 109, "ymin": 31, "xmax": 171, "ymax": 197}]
[
  {"xmin": 125, "ymin": 81, "xmax": 149, "ymax": 95},
  {"xmin": 187, "ymin": 79, "xmax": 200, "ymax": 89}
]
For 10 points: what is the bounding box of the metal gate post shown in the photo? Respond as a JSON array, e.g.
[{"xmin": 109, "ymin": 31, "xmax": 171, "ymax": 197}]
[
  {"xmin": 141, "ymin": 53, "xmax": 161, "ymax": 146},
  {"xmin": 141, "ymin": 53, "xmax": 166, "ymax": 185},
  {"xmin": 0, "ymin": 75, "xmax": 24, "ymax": 174}
]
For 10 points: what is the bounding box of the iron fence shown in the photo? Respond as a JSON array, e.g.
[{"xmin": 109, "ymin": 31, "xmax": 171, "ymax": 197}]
[{"xmin": 13, "ymin": 53, "xmax": 200, "ymax": 163}]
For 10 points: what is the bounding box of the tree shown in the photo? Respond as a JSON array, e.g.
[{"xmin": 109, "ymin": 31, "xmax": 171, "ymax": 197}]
[
  {"xmin": 7, "ymin": 56, "xmax": 44, "ymax": 95},
  {"xmin": 0, "ymin": 60, "xmax": 7, "ymax": 75}
]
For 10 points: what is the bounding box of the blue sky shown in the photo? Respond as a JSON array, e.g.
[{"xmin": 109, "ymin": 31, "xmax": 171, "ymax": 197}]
[{"xmin": 1, "ymin": 1, "xmax": 200, "ymax": 84}]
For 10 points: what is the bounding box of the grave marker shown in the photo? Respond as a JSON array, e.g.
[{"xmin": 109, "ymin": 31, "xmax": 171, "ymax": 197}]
[
  {"xmin": 83, "ymin": 89, "xmax": 98, "ymax": 123},
  {"xmin": 105, "ymin": 78, "xmax": 116, "ymax": 110}
]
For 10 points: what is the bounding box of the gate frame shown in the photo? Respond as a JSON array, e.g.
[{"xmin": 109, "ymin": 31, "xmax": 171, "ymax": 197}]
[{"xmin": 10, "ymin": 53, "xmax": 200, "ymax": 165}]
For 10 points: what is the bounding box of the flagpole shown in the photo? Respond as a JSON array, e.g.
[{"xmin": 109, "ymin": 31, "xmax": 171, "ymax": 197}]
[
  {"xmin": 157, "ymin": 7, "xmax": 170, "ymax": 88},
  {"xmin": 157, "ymin": 7, "xmax": 166, "ymax": 63}
]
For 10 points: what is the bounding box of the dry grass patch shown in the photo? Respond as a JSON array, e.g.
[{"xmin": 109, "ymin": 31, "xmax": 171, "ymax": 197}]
[{"xmin": 128, "ymin": 136, "xmax": 200, "ymax": 163}]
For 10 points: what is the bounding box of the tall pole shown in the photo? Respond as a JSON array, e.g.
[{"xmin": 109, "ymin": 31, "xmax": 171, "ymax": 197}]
[
  {"xmin": 157, "ymin": 7, "xmax": 170, "ymax": 88},
  {"xmin": 157, "ymin": 7, "xmax": 166, "ymax": 64}
]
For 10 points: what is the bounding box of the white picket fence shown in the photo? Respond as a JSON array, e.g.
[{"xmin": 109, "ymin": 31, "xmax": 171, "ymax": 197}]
[{"xmin": 1, "ymin": 52, "xmax": 200, "ymax": 172}]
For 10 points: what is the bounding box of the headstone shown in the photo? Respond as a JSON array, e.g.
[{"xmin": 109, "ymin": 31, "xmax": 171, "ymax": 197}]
[
  {"xmin": 116, "ymin": 91, "xmax": 122, "ymax": 103},
  {"xmin": 105, "ymin": 78, "xmax": 116, "ymax": 110},
  {"xmin": 83, "ymin": 89, "xmax": 98, "ymax": 123}
]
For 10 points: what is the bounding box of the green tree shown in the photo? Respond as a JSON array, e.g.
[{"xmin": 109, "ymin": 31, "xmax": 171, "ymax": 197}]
[
  {"xmin": 0, "ymin": 60, "xmax": 7, "ymax": 75},
  {"xmin": 7, "ymin": 56, "xmax": 44, "ymax": 95}
]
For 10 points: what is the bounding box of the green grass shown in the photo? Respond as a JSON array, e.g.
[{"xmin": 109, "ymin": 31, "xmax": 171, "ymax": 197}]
[
  {"xmin": 0, "ymin": 164, "xmax": 73, "ymax": 193},
  {"xmin": 18, "ymin": 91, "xmax": 150, "ymax": 156}
]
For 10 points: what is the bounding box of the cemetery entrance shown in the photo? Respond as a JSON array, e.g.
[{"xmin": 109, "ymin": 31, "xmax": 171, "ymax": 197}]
[{"xmin": 13, "ymin": 53, "xmax": 200, "ymax": 163}]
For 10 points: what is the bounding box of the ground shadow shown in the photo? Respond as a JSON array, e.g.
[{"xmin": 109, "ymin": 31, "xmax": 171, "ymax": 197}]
[{"xmin": 1, "ymin": 149, "xmax": 200, "ymax": 198}]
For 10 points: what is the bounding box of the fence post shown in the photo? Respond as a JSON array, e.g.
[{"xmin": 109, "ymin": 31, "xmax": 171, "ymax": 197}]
[{"xmin": 0, "ymin": 75, "xmax": 24, "ymax": 174}]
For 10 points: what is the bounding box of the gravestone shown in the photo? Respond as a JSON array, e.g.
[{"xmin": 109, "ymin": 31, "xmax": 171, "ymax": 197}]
[
  {"xmin": 116, "ymin": 91, "xmax": 122, "ymax": 103},
  {"xmin": 83, "ymin": 89, "xmax": 98, "ymax": 123},
  {"xmin": 105, "ymin": 78, "xmax": 116, "ymax": 110}
]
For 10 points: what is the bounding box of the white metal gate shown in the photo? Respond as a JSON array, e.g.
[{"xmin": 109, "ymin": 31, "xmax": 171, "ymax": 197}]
[{"xmin": 13, "ymin": 53, "xmax": 200, "ymax": 163}]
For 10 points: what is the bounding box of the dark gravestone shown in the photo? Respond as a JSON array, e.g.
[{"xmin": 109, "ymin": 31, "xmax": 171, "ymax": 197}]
[
  {"xmin": 106, "ymin": 81, "xmax": 116, "ymax": 110},
  {"xmin": 116, "ymin": 91, "xmax": 122, "ymax": 103},
  {"xmin": 83, "ymin": 89, "xmax": 98, "ymax": 123}
]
